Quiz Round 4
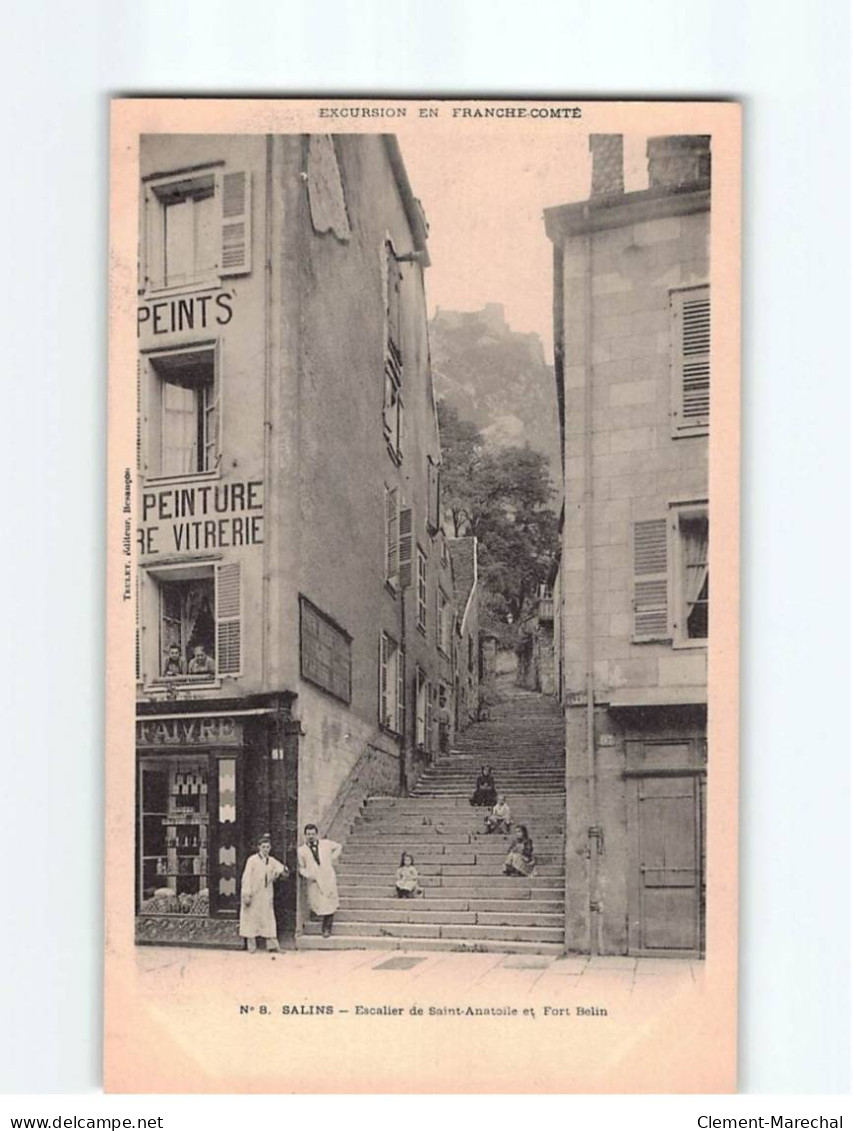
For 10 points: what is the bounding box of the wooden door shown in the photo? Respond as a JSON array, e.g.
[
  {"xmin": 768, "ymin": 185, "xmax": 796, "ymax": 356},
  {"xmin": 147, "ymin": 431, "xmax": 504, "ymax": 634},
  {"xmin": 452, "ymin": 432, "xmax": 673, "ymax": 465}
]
[{"xmin": 628, "ymin": 773, "xmax": 705, "ymax": 955}]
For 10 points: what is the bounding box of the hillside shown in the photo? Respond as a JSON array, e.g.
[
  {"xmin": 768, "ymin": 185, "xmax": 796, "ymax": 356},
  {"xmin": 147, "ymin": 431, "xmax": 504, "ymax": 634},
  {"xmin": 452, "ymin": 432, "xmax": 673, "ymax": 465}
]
[{"xmin": 429, "ymin": 304, "xmax": 562, "ymax": 497}]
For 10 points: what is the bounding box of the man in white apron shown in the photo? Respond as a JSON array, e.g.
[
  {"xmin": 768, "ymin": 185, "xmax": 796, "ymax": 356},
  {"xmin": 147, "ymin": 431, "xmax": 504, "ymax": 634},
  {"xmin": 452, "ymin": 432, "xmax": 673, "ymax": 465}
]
[
  {"xmin": 297, "ymin": 823, "xmax": 342, "ymax": 938},
  {"xmin": 239, "ymin": 832, "xmax": 288, "ymax": 953}
]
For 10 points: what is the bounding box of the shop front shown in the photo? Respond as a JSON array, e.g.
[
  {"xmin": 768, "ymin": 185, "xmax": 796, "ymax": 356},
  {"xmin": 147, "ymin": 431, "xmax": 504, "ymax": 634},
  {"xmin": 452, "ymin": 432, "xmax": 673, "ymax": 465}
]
[{"xmin": 135, "ymin": 694, "xmax": 298, "ymax": 949}]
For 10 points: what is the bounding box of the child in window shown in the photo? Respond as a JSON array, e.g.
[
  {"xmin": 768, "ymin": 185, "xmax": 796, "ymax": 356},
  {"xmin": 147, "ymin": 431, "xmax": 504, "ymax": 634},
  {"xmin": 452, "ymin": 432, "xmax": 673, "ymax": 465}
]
[
  {"xmin": 395, "ymin": 852, "xmax": 423, "ymax": 899},
  {"xmin": 163, "ymin": 643, "xmax": 185, "ymax": 676}
]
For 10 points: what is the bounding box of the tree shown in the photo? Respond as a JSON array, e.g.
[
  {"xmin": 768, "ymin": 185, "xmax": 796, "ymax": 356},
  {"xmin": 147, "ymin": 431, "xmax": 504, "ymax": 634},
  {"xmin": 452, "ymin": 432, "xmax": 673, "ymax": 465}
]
[{"xmin": 437, "ymin": 400, "xmax": 559, "ymax": 642}]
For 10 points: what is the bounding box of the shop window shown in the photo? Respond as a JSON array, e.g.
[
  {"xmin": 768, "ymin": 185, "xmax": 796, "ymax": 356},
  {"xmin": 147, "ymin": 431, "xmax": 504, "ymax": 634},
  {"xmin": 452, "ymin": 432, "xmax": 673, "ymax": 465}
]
[
  {"xmin": 379, "ymin": 632, "xmax": 405, "ymax": 735},
  {"xmin": 416, "ymin": 547, "xmax": 428, "ymax": 633},
  {"xmin": 144, "ymin": 561, "xmax": 241, "ymax": 683},
  {"xmin": 672, "ymin": 504, "xmax": 709, "ymax": 644},
  {"xmin": 671, "ymin": 285, "xmax": 710, "ymax": 437},
  {"xmin": 300, "ymin": 596, "xmax": 352, "ymax": 704},
  {"xmin": 383, "ymin": 243, "xmax": 403, "ymax": 462},
  {"xmin": 142, "ymin": 345, "xmax": 220, "ymax": 479},
  {"xmin": 139, "ymin": 759, "xmax": 210, "ymax": 916},
  {"xmin": 143, "ymin": 168, "xmax": 251, "ymax": 294}
]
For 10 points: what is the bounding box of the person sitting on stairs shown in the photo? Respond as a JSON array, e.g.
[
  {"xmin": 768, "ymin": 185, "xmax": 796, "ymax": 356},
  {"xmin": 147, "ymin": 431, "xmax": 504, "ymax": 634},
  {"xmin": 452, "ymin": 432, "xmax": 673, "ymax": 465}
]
[
  {"xmin": 485, "ymin": 794, "xmax": 512, "ymax": 835},
  {"xmin": 503, "ymin": 825, "xmax": 536, "ymax": 877},
  {"xmin": 394, "ymin": 852, "xmax": 424, "ymax": 899},
  {"xmin": 470, "ymin": 763, "xmax": 497, "ymax": 808}
]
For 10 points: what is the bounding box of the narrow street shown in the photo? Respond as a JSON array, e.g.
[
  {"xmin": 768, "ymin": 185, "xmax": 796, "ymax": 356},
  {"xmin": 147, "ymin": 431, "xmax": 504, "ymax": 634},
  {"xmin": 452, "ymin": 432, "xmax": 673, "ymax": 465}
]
[{"xmin": 300, "ymin": 684, "xmax": 566, "ymax": 953}]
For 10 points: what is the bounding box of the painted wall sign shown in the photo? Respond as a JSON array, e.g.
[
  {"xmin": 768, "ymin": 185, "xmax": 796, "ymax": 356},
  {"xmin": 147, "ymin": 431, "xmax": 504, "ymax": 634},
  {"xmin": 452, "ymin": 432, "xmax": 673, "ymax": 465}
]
[
  {"xmin": 137, "ymin": 479, "xmax": 264, "ymax": 556},
  {"xmin": 136, "ymin": 716, "xmax": 242, "ymax": 747},
  {"xmin": 137, "ymin": 291, "xmax": 234, "ymax": 339}
]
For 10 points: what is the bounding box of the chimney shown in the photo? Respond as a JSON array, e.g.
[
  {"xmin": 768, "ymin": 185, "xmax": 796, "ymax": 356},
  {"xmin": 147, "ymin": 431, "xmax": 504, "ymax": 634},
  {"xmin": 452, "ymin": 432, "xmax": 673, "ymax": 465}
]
[
  {"xmin": 647, "ymin": 135, "xmax": 711, "ymax": 190},
  {"xmin": 589, "ymin": 134, "xmax": 624, "ymax": 197}
]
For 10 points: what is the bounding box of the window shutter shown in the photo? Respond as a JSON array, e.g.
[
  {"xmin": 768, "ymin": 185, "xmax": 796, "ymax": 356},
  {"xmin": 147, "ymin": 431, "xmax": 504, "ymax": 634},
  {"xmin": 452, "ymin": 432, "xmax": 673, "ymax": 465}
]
[
  {"xmin": 215, "ymin": 562, "xmax": 242, "ymax": 675},
  {"xmin": 386, "ymin": 246, "xmax": 402, "ymax": 368},
  {"xmin": 136, "ymin": 356, "xmax": 143, "ymax": 474},
  {"xmin": 143, "ymin": 186, "xmax": 160, "ymax": 291},
  {"xmin": 219, "ymin": 171, "xmax": 252, "ymax": 277},
  {"xmin": 427, "ymin": 458, "xmax": 440, "ymax": 533},
  {"xmin": 399, "ymin": 506, "xmax": 413, "ymax": 589},
  {"xmin": 379, "ymin": 633, "xmax": 389, "ymax": 727},
  {"xmin": 385, "ymin": 487, "xmax": 398, "ymax": 582},
  {"xmin": 396, "ymin": 649, "xmax": 405, "ymax": 737},
  {"xmin": 205, "ymin": 340, "xmax": 222, "ymax": 472},
  {"xmin": 425, "ymin": 682, "xmax": 433, "ymax": 753},
  {"xmin": 632, "ymin": 519, "xmax": 669, "ymax": 641},
  {"xmin": 672, "ymin": 287, "xmax": 710, "ymax": 432}
]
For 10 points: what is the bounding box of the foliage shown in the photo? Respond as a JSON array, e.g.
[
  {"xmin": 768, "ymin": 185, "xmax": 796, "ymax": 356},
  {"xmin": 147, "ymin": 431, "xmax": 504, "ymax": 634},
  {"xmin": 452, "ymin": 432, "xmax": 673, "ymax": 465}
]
[{"xmin": 437, "ymin": 400, "xmax": 559, "ymax": 643}]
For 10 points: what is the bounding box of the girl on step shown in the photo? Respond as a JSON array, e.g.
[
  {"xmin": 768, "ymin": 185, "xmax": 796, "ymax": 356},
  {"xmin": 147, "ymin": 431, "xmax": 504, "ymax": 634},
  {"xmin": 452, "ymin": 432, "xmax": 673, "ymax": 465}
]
[
  {"xmin": 504, "ymin": 825, "xmax": 536, "ymax": 877},
  {"xmin": 470, "ymin": 764, "xmax": 497, "ymax": 808},
  {"xmin": 485, "ymin": 794, "xmax": 512, "ymax": 835},
  {"xmin": 395, "ymin": 852, "xmax": 424, "ymax": 899}
]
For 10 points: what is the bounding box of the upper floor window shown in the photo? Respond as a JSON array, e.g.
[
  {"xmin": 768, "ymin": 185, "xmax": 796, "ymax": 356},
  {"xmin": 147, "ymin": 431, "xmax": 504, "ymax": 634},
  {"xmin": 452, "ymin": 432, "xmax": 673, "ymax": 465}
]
[
  {"xmin": 142, "ymin": 168, "xmax": 252, "ymax": 295},
  {"xmin": 670, "ymin": 285, "xmax": 710, "ymax": 437},
  {"xmin": 137, "ymin": 561, "xmax": 242, "ymax": 685},
  {"xmin": 379, "ymin": 632, "xmax": 405, "ymax": 735},
  {"xmin": 437, "ymin": 588, "xmax": 451, "ymax": 656},
  {"xmin": 385, "ymin": 485, "xmax": 399, "ymax": 590},
  {"xmin": 672, "ymin": 505, "xmax": 709, "ymax": 644},
  {"xmin": 427, "ymin": 457, "xmax": 441, "ymax": 534},
  {"xmin": 416, "ymin": 547, "xmax": 428, "ymax": 633},
  {"xmin": 141, "ymin": 345, "xmax": 220, "ymax": 480},
  {"xmin": 383, "ymin": 243, "xmax": 403, "ymax": 463}
]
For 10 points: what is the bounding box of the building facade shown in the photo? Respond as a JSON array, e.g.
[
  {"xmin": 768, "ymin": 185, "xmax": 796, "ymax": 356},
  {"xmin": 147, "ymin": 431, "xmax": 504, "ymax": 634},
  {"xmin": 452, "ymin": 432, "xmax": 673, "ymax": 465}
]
[
  {"xmin": 134, "ymin": 133, "xmax": 461, "ymax": 948},
  {"xmin": 447, "ymin": 536, "xmax": 480, "ymax": 733},
  {"xmin": 545, "ymin": 135, "xmax": 711, "ymax": 957}
]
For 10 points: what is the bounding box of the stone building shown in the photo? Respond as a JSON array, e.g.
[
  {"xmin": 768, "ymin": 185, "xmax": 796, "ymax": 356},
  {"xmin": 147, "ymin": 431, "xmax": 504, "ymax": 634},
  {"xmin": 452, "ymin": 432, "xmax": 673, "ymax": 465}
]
[
  {"xmin": 134, "ymin": 133, "xmax": 462, "ymax": 947},
  {"xmin": 545, "ymin": 135, "xmax": 710, "ymax": 957}
]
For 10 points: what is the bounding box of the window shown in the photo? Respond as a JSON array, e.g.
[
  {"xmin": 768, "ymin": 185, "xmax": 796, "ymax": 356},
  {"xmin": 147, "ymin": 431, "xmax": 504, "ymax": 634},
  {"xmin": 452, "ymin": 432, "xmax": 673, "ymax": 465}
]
[
  {"xmin": 415, "ymin": 667, "xmax": 428, "ymax": 748},
  {"xmin": 379, "ymin": 633, "xmax": 405, "ymax": 735},
  {"xmin": 142, "ymin": 346, "xmax": 220, "ymax": 479},
  {"xmin": 300, "ymin": 597, "xmax": 352, "ymax": 704},
  {"xmin": 141, "ymin": 561, "xmax": 241, "ymax": 683},
  {"xmin": 631, "ymin": 506, "xmax": 709, "ymax": 645},
  {"xmin": 427, "ymin": 457, "xmax": 441, "ymax": 533},
  {"xmin": 416, "ymin": 547, "xmax": 428, "ymax": 633},
  {"xmin": 385, "ymin": 485, "xmax": 399, "ymax": 589},
  {"xmin": 143, "ymin": 168, "xmax": 252, "ymax": 294},
  {"xmin": 671, "ymin": 285, "xmax": 710, "ymax": 437},
  {"xmin": 672, "ymin": 505, "xmax": 709, "ymax": 643},
  {"xmin": 383, "ymin": 243, "xmax": 403, "ymax": 462},
  {"xmin": 437, "ymin": 589, "xmax": 451, "ymax": 656}
]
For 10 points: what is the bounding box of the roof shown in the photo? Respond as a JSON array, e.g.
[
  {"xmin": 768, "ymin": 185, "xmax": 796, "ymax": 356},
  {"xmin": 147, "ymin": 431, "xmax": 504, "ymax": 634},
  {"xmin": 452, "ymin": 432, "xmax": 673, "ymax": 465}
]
[
  {"xmin": 544, "ymin": 182, "xmax": 710, "ymax": 244},
  {"xmin": 447, "ymin": 537, "xmax": 478, "ymax": 633}
]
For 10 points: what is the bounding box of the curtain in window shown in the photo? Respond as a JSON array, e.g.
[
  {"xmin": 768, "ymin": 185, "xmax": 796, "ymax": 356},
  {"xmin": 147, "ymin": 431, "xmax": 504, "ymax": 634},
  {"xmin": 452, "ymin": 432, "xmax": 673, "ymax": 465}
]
[
  {"xmin": 683, "ymin": 519, "xmax": 709, "ymax": 617},
  {"xmin": 162, "ymin": 383, "xmax": 198, "ymax": 475}
]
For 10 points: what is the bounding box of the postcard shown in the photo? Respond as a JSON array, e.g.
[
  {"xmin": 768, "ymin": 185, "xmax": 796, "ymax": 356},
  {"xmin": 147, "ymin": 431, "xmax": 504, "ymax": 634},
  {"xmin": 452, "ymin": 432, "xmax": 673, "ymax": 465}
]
[{"xmin": 106, "ymin": 98, "xmax": 740, "ymax": 1092}]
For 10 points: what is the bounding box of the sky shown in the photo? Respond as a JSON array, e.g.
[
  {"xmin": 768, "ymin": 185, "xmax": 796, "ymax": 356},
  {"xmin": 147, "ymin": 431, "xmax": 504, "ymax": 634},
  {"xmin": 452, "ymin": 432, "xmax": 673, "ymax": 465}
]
[{"xmin": 400, "ymin": 132, "xmax": 650, "ymax": 355}]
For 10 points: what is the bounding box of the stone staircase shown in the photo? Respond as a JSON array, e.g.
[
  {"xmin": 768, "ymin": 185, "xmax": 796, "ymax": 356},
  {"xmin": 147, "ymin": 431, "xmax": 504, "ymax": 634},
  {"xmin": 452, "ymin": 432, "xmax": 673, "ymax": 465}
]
[{"xmin": 300, "ymin": 686, "xmax": 566, "ymax": 954}]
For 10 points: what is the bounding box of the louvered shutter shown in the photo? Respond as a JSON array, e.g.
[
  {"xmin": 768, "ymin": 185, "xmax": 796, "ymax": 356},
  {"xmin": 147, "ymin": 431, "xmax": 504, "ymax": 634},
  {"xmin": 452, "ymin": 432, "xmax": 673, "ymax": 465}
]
[
  {"xmin": 632, "ymin": 520, "xmax": 669, "ymax": 641},
  {"xmin": 396, "ymin": 649, "xmax": 405, "ymax": 737},
  {"xmin": 399, "ymin": 506, "xmax": 413, "ymax": 589},
  {"xmin": 219, "ymin": 171, "xmax": 252, "ymax": 277},
  {"xmin": 215, "ymin": 562, "xmax": 242, "ymax": 675},
  {"xmin": 379, "ymin": 633, "xmax": 389, "ymax": 727},
  {"xmin": 425, "ymin": 682, "xmax": 433, "ymax": 754},
  {"xmin": 385, "ymin": 487, "xmax": 398, "ymax": 583},
  {"xmin": 672, "ymin": 287, "xmax": 710, "ymax": 433},
  {"xmin": 386, "ymin": 246, "xmax": 402, "ymax": 368},
  {"xmin": 136, "ymin": 356, "xmax": 143, "ymax": 474},
  {"xmin": 204, "ymin": 340, "xmax": 222, "ymax": 472},
  {"xmin": 143, "ymin": 185, "xmax": 160, "ymax": 291}
]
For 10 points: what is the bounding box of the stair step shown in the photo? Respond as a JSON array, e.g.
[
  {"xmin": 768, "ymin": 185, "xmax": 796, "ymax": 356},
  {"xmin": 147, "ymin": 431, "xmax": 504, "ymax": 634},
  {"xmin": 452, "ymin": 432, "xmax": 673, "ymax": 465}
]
[
  {"xmin": 339, "ymin": 897, "xmax": 564, "ymax": 914},
  {"xmin": 339, "ymin": 872, "xmax": 564, "ymax": 888},
  {"xmin": 296, "ymin": 935, "xmax": 564, "ymax": 956},
  {"xmin": 338, "ymin": 863, "xmax": 564, "ymax": 876},
  {"xmin": 303, "ymin": 922, "xmax": 564, "ymax": 943},
  {"xmin": 334, "ymin": 908, "xmax": 564, "ymax": 928},
  {"xmin": 338, "ymin": 885, "xmax": 562, "ymax": 902}
]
